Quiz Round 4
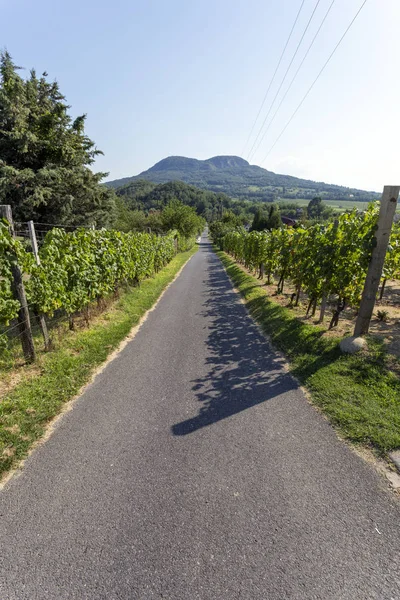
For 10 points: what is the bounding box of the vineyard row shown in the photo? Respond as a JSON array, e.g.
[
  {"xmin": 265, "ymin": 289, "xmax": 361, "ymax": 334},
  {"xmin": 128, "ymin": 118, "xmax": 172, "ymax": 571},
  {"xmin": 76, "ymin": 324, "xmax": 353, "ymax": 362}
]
[
  {"xmin": 0, "ymin": 223, "xmax": 191, "ymax": 350},
  {"xmin": 211, "ymin": 206, "xmax": 400, "ymax": 328}
]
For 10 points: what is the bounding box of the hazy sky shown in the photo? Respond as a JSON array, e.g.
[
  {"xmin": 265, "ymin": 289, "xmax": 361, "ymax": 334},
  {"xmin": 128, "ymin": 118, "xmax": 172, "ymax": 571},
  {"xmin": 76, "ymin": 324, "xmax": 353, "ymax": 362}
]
[{"xmin": 1, "ymin": 0, "xmax": 399, "ymax": 191}]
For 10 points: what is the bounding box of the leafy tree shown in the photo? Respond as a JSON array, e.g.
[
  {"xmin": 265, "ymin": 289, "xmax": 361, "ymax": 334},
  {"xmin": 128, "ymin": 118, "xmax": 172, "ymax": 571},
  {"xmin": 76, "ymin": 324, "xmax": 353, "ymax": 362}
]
[
  {"xmin": 146, "ymin": 209, "xmax": 164, "ymax": 234},
  {"xmin": 114, "ymin": 198, "xmax": 149, "ymax": 232},
  {"xmin": 161, "ymin": 200, "xmax": 204, "ymax": 238},
  {"xmin": 0, "ymin": 51, "xmax": 115, "ymax": 226},
  {"xmin": 251, "ymin": 204, "xmax": 282, "ymax": 231},
  {"xmin": 307, "ymin": 197, "xmax": 334, "ymax": 221},
  {"xmin": 220, "ymin": 210, "xmax": 243, "ymax": 227}
]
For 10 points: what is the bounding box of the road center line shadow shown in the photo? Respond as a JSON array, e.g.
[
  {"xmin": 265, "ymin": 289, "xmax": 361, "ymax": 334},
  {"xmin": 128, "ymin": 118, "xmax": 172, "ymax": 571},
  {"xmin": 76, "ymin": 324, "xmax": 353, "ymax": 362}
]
[{"xmin": 172, "ymin": 243, "xmax": 298, "ymax": 436}]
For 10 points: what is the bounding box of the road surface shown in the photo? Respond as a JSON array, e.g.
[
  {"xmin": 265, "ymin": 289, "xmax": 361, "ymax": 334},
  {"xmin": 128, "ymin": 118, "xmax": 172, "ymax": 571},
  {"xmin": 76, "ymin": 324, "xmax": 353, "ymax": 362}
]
[{"xmin": 1, "ymin": 236, "xmax": 400, "ymax": 599}]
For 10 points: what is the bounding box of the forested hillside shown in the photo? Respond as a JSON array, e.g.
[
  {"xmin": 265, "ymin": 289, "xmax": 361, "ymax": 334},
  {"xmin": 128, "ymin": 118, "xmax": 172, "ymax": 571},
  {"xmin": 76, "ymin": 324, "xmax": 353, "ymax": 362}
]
[
  {"xmin": 106, "ymin": 155, "xmax": 380, "ymax": 203},
  {"xmin": 115, "ymin": 180, "xmax": 244, "ymax": 224}
]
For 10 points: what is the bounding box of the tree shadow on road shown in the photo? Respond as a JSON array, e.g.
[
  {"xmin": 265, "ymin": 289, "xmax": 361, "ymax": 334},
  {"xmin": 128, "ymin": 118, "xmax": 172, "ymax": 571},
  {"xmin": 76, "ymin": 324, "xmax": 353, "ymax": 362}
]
[{"xmin": 172, "ymin": 244, "xmax": 298, "ymax": 436}]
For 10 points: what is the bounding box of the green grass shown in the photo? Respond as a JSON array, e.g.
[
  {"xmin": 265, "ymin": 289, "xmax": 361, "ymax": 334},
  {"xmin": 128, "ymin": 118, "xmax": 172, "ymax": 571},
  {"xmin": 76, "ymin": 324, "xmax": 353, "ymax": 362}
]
[
  {"xmin": 0, "ymin": 247, "xmax": 197, "ymax": 479},
  {"xmin": 217, "ymin": 250, "xmax": 400, "ymax": 456}
]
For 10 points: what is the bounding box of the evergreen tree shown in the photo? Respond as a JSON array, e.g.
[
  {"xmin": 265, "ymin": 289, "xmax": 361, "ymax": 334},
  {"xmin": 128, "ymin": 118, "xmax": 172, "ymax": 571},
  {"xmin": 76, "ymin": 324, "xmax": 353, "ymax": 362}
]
[
  {"xmin": 250, "ymin": 207, "xmax": 265, "ymax": 231},
  {"xmin": 250, "ymin": 204, "xmax": 282, "ymax": 231},
  {"xmin": 307, "ymin": 197, "xmax": 323, "ymax": 219},
  {"xmin": 0, "ymin": 51, "xmax": 115, "ymax": 226},
  {"xmin": 266, "ymin": 203, "xmax": 282, "ymax": 230}
]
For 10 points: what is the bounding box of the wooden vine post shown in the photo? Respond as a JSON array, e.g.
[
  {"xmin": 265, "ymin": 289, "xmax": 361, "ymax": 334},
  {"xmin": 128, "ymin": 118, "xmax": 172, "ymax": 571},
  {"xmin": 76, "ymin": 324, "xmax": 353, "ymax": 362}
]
[
  {"xmin": 28, "ymin": 220, "xmax": 52, "ymax": 351},
  {"xmin": 0, "ymin": 205, "xmax": 36, "ymax": 362},
  {"xmin": 354, "ymin": 185, "xmax": 400, "ymax": 337}
]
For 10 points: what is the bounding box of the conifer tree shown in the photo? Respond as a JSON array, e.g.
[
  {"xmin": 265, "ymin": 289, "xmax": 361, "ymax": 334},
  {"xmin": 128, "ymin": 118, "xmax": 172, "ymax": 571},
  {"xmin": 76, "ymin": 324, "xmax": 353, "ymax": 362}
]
[{"xmin": 0, "ymin": 51, "xmax": 115, "ymax": 226}]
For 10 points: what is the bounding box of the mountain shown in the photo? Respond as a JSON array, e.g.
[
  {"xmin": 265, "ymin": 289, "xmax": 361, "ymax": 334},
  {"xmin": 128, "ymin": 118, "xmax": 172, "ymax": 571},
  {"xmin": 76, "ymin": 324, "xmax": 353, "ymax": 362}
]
[{"xmin": 106, "ymin": 155, "xmax": 379, "ymax": 202}]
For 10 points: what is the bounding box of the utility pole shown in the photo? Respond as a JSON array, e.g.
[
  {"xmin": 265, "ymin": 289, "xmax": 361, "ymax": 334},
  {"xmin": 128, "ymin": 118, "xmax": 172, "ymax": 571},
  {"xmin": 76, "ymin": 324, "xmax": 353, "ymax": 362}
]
[
  {"xmin": 0, "ymin": 205, "xmax": 36, "ymax": 362},
  {"xmin": 28, "ymin": 220, "xmax": 52, "ymax": 351},
  {"xmin": 354, "ymin": 185, "xmax": 400, "ymax": 337}
]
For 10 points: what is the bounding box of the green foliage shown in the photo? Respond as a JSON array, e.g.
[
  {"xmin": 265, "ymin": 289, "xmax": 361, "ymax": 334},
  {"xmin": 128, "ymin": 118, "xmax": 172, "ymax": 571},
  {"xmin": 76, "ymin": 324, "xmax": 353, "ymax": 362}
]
[
  {"xmin": 0, "ymin": 51, "xmax": 116, "ymax": 226},
  {"xmin": 0, "ymin": 221, "xmax": 21, "ymax": 328},
  {"xmin": 266, "ymin": 204, "xmax": 282, "ymax": 230},
  {"xmin": 176, "ymin": 233, "xmax": 197, "ymax": 252},
  {"xmin": 278, "ymin": 202, "xmax": 302, "ymax": 218},
  {"xmin": 307, "ymin": 197, "xmax": 334, "ymax": 221},
  {"xmin": 0, "ymin": 225, "xmax": 180, "ymax": 351},
  {"xmin": 115, "ymin": 179, "xmax": 236, "ymax": 224},
  {"xmin": 383, "ymin": 222, "xmax": 400, "ymax": 281},
  {"xmin": 27, "ymin": 229, "xmax": 177, "ymax": 317},
  {"xmin": 307, "ymin": 197, "xmax": 322, "ymax": 218},
  {"xmin": 213, "ymin": 205, "xmax": 384, "ymax": 318},
  {"xmin": 161, "ymin": 200, "xmax": 205, "ymax": 238},
  {"xmin": 250, "ymin": 208, "xmax": 267, "ymax": 232},
  {"xmin": 251, "ymin": 204, "xmax": 282, "ymax": 231},
  {"xmin": 209, "ymin": 221, "xmax": 242, "ymax": 249},
  {"xmin": 219, "ymin": 210, "xmax": 244, "ymax": 227},
  {"xmin": 376, "ymin": 309, "xmax": 389, "ymax": 322},
  {"xmin": 115, "ymin": 179, "xmax": 346, "ymax": 232}
]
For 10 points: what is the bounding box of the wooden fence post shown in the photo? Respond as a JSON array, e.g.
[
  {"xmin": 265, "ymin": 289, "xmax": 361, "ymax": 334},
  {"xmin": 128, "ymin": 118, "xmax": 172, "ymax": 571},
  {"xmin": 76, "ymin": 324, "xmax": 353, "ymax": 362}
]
[
  {"xmin": 354, "ymin": 185, "xmax": 400, "ymax": 337},
  {"xmin": 0, "ymin": 205, "xmax": 36, "ymax": 362},
  {"xmin": 28, "ymin": 220, "xmax": 52, "ymax": 351}
]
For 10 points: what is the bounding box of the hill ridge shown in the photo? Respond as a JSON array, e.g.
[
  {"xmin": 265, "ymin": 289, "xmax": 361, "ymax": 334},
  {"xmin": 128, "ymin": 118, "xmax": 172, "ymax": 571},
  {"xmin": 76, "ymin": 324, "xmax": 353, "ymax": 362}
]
[{"xmin": 106, "ymin": 155, "xmax": 379, "ymax": 202}]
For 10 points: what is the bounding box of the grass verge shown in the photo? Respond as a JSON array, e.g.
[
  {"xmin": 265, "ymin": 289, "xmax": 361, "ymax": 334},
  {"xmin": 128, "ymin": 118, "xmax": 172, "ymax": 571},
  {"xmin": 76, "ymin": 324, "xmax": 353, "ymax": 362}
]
[
  {"xmin": 0, "ymin": 247, "xmax": 197, "ymax": 480},
  {"xmin": 216, "ymin": 249, "xmax": 400, "ymax": 457}
]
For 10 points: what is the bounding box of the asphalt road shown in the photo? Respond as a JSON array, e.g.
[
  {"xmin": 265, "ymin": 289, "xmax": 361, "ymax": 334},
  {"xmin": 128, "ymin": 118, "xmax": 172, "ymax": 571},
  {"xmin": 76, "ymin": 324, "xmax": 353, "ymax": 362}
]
[{"xmin": 1, "ymin": 236, "xmax": 400, "ymax": 599}]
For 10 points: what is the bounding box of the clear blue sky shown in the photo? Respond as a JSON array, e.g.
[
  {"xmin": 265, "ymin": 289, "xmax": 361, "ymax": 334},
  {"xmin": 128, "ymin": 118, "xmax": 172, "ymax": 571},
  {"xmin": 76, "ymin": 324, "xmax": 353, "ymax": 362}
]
[{"xmin": 1, "ymin": 0, "xmax": 399, "ymax": 191}]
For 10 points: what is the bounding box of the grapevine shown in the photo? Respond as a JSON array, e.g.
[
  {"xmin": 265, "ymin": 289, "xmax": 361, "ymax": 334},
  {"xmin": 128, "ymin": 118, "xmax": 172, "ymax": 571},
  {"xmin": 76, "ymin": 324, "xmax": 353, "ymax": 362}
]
[
  {"xmin": 211, "ymin": 205, "xmax": 400, "ymax": 328},
  {"xmin": 0, "ymin": 226, "xmax": 181, "ymax": 348}
]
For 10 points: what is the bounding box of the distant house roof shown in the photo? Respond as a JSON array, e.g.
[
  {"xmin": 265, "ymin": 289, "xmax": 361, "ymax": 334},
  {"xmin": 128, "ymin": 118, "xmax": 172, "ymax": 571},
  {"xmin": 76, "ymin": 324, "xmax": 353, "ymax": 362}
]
[{"xmin": 281, "ymin": 216, "xmax": 296, "ymax": 226}]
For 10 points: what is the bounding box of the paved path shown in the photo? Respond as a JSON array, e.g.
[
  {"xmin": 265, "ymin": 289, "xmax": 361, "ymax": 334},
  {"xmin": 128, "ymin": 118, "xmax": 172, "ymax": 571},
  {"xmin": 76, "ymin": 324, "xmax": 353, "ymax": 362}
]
[{"xmin": 1, "ymin": 238, "xmax": 400, "ymax": 599}]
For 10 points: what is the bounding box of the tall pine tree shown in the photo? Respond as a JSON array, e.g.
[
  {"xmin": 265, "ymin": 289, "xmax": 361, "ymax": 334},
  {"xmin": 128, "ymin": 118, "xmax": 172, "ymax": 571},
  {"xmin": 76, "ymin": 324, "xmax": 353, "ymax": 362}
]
[{"xmin": 0, "ymin": 51, "xmax": 115, "ymax": 226}]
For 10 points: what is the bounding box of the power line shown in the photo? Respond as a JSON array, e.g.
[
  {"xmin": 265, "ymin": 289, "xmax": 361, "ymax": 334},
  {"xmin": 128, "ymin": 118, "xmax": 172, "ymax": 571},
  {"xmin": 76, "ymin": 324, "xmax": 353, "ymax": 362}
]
[
  {"xmin": 241, "ymin": 0, "xmax": 306, "ymax": 157},
  {"xmin": 247, "ymin": 0, "xmax": 322, "ymax": 162},
  {"xmin": 251, "ymin": 0, "xmax": 336, "ymax": 161},
  {"xmin": 260, "ymin": 0, "xmax": 368, "ymax": 165}
]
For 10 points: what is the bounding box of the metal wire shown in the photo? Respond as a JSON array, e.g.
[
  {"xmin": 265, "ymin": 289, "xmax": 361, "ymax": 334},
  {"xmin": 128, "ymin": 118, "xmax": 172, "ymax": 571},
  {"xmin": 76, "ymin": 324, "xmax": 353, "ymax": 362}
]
[
  {"xmin": 260, "ymin": 0, "xmax": 369, "ymax": 163},
  {"xmin": 241, "ymin": 0, "xmax": 306, "ymax": 157},
  {"xmin": 32, "ymin": 222, "xmax": 92, "ymax": 229},
  {"xmin": 251, "ymin": 0, "xmax": 337, "ymax": 160},
  {"xmin": 248, "ymin": 0, "xmax": 322, "ymax": 161}
]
